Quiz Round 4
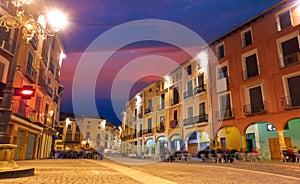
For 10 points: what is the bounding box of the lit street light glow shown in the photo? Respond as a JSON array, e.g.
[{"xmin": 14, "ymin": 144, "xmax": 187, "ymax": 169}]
[{"xmin": 47, "ymin": 10, "xmax": 67, "ymax": 32}]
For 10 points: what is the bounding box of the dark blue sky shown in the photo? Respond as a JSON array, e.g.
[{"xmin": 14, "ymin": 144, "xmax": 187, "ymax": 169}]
[{"xmin": 55, "ymin": 0, "xmax": 280, "ymax": 125}]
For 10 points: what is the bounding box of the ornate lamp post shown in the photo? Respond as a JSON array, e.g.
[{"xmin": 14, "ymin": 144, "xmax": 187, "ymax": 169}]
[{"xmin": 0, "ymin": 0, "xmax": 67, "ymax": 167}]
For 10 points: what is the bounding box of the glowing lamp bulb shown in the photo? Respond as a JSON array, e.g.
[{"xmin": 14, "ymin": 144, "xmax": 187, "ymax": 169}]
[{"xmin": 21, "ymin": 89, "xmax": 34, "ymax": 95}]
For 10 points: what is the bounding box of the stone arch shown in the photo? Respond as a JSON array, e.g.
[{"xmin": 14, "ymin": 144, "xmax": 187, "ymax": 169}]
[
  {"xmin": 145, "ymin": 138, "xmax": 155, "ymax": 154},
  {"xmin": 156, "ymin": 136, "xmax": 167, "ymax": 154},
  {"xmin": 244, "ymin": 121, "xmax": 279, "ymax": 160},
  {"xmin": 169, "ymin": 134, "xmax": 184, "ymax": 152},
  {"xmin": 216, "ymin": 125, "xmax": 240, "ymax": 150},
  {"xmin": 282, "ymin": 118, "xmax": 300, "ymax": 154},
  {"xmin": 185, "ymin": 130, "xmax": 210, "ymax": 157}
]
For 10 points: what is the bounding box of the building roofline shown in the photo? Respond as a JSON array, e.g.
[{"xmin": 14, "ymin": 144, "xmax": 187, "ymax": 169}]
[{"xmin": 207, "ymin": 0, "xmax": 287, "ymax": 47}]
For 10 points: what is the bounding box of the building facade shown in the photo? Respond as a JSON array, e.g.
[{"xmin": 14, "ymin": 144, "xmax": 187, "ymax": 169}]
[
  {"xmin": 0, "ymin": 0, "xmax": 65, "ymax": 160},
  {"xmin": 121, "ymin": 0, "xmax": 300, "ymax": 160},
  {"xmin": 208, "ymin": 0, "xmax": 300, "ymax": 160}
]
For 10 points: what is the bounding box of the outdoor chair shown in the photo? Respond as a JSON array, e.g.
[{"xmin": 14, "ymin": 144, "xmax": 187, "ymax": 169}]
[{"xmin": 216, "ymin": 153, "xmax": 225, "ymax": 163}]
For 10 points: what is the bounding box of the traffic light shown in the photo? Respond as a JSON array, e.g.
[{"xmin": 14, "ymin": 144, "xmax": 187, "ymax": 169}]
[{"xmin": 14, "ymin": 85, "xmax": 35, "ymax": 99}]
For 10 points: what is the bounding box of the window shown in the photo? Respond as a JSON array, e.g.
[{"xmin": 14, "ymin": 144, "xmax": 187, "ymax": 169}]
[
  {"xmin": 26, "ymin": 51, "xmax": 34, "ymax": 76},
  {"xmin": 160, "ymin": 93, "xmax": 165, "ymax": 110},
  {"xmin": 49, "ymin": 57, "xmax": 54, "ymax": 74},
  {"xmin": 287, "ymin": 75, "xmax": 300, "ymax": 107},
  {"xmin": 148, "ymin": 88, "xmax": 152, "ymax": 93},
  {"xmin": 249, "ymin": 86, "xmax": 264, "ymax": 113},
  {"xmin": 199, "ymin": 102, "xmax": 205, "ymax": 116},
  {"xmin": 242, "ymin": 29, "xmax": 252, "ymax": 47},
  {"xmin": 0, "ymin": 62, "xmax": 5, "ymax": 82},
  {"xmin": 277, "ymin": 10, "xmax": 292, "ymax": 31},
  {"xmin": 187, "ymin": 65, "xmax": 192, "ymax": 75},
  {"xmin": 0, "ymin": 27, "xmax": 10, "ymax": 42},
  {"xmin": 148, "ymin": 118, "xmax": 152, "ymax": 133},
  {"xmin": 87, "ymin": 125, "xmax": 90, "ymax": 129},
  {"xmin": 173, "ymin": 86, "xmax": 179, "ymax": 105},
  {"xmin": 197, "ymin": 74, "xmax": 204, "ymax": 87},
  {"xmin": 216, "ymin": 44, "xmax": 225, "ymax": 59},
  {"xmin": 243, "ymin": 50, "xmax": 260, "ymax": 79},
  {"xmin": 184, "ymin": 80, "xmax": 193, "ymax": 98},
  {"xmin": 219, "ymin": 93, "xmax": 232, "ymax": 119},
  {"xmin": 0, "ymin": 27, "xmax": 11, "ymax": 52},
  {"xmin": 187, "ymin": 106, "xmax": 193, "ymax": 119},
  {"xmin": 159, "ymin": 116, "xmax": 165, "ymax": 131},
  {"xmin": 97, "ymin": 134, "xmax": 100, "ymax": 140},
  {"xmin": 105, "ymin": 134, "xmax": 108, "ymax": 140},
  {"xmin": 218, "ymin": 65, "xmax": 229, "ymax": 84},
  {"xmin": 148, "ymin": 99, "xmax": 152, "ymax": 112},
  {"xmin": 281, "ymin": 37, "xmax": 300, "ymax": 67},
  {"xmin": 173, "ymin": 110, "xmax": 178, "ymax": 120}
]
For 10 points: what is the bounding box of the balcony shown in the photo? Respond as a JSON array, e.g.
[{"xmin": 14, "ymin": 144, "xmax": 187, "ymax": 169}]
[
  {"xmin": 158, "ymin": 104, "xmax": 165, "ymax": 111},
  {"xmin": 144, "ymin": 107, "xmax": 151, "ymax": 114},
  {"xmin": 170, "ymin": 120, "xmax": 178, "ymax": 128},
  {"xmin": 281, "ymin": 96, "xmax": 300, "ymax": 109},
  {"xmin": 183, "ymin": 114, "xmax": 208, "ymax": 126},
  {"xmin": 11, "ymin": 100, "xmax": 37, "ymax": 122},
  {"xmin": 194, "ymin": 85, "xmax": 206, "ymax": 95},
  {"xmin": 170, "ymin": 98, "xmax": 179, "ymax": 106},
  {"xmin": 183, "ymin": 90, "xmax": 193, "ymax": 99},
  {"xmin": 138, "ymin": 113, "xmax": 143, "ymax": 118},
  {"xmin": 243, "ymin": 103, "xmax": 266, "ymax": 116},
  {"xmin": 24, "ymin": 67, "xmax": 37, "ymax": 83},
  {"xmin": 143, "ymin": 128, "xmax": 154, "ymax": 135},
  {"xmin": 278, "ymin": 52, "xmax": 300, "ymax": 69},
  {"xmin": 243, "ymin": 65, "xmax": 260, "ymax": 80},
  {"xmin": 156, "ymin": 126, "xmax": 165, "ymax": 133},
  {"xmin": 218, "ymin": 108, "xmax": 234, "ymax": 120}
]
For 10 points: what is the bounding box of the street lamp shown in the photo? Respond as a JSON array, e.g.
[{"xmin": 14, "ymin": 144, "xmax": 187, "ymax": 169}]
[{"xmin": 0, "ymin": 0, "xmax": 67, "ymax": 147}]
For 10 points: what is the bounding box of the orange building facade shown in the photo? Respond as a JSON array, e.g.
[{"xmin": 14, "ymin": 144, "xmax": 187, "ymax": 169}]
[{"xmin": 209, "ymin": 0, "xmax": 300, "ymax": 159}]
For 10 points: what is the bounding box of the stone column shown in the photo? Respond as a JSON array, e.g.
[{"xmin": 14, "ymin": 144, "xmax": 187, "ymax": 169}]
[
  {"xmin": 241, "ymin": 134, "xmax": 247, "ymax": 152},
  {"xmin": 277, "ymin": 130, "xmax": 286, "ymax": 150}
]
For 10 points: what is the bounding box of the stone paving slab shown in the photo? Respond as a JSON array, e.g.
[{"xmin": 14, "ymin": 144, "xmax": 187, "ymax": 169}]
[{"xmin": 1, "ymin": 159, "xmax": 300, "ymax": 184}]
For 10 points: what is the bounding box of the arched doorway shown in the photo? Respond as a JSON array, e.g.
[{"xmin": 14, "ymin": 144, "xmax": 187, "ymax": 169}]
[
  {"xmin": 283, "ymin": 118, "xmax": 300, "ymax": 150},
  {"xmin": 217, "ymin": 126, "xmax": 240, "ymax": 150},
  {"xmin": 145, "ymin": 138, "xmax": 155, "ymax": 155},
  {"xmin": 170, "ymin": 134, "xmax": 183, "ymax": 152},
  {"xmin": 157, "ymin": 136, "xmax": 167, "ymax": 154},
  {"xmin": 186, "ymin": 131, "xmax": 210, "ymax": 157},
  {"xmin": 245, "ymin": 122, "xmax": 279, "ymax": 160}
]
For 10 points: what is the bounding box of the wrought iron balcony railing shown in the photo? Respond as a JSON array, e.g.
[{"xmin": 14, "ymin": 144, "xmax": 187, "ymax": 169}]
[
  {"xmin": 217, "ymin": 108, "xmax": 234, "ymax": 120},
  {"xmin": 194, "ymin": 84, "xmax": 206, "ymax": 95},
  {"xmin": 183, "ymin": 114, "xmax": 208, "ymax": 126},
  {"xmin": 183, "ymin": 90, "xmax": 193, "ymax": 99},
  {"xmin": 11, "ymin": 100, "xmax": 37, "ymax": 122},
  {"xmin": 278, "ymin": 52, "xmax": 300, "ymax": 69},
  {"xmin": 281, "ymin": 96, "xmax": 300, "ymax": 109},
  {"xmin": 243, "ymin": 103, "xmax": 266, "ymax": 116}
]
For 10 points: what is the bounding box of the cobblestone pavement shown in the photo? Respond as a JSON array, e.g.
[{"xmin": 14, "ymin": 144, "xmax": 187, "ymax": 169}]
[{"xmin": 1, "ymin": 158, "xmax": 300, "ymax": 184}]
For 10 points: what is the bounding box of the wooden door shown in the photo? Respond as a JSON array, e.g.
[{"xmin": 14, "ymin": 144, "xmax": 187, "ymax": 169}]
[{"xmin": 268, "ymin": 138, "xmax": 281, "ymax": 160}]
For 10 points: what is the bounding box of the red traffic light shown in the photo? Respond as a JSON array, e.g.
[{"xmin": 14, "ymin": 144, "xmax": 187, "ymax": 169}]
[{"xmin": 14, "ymin": 86, "xmax": 35, "ymax": 99}]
